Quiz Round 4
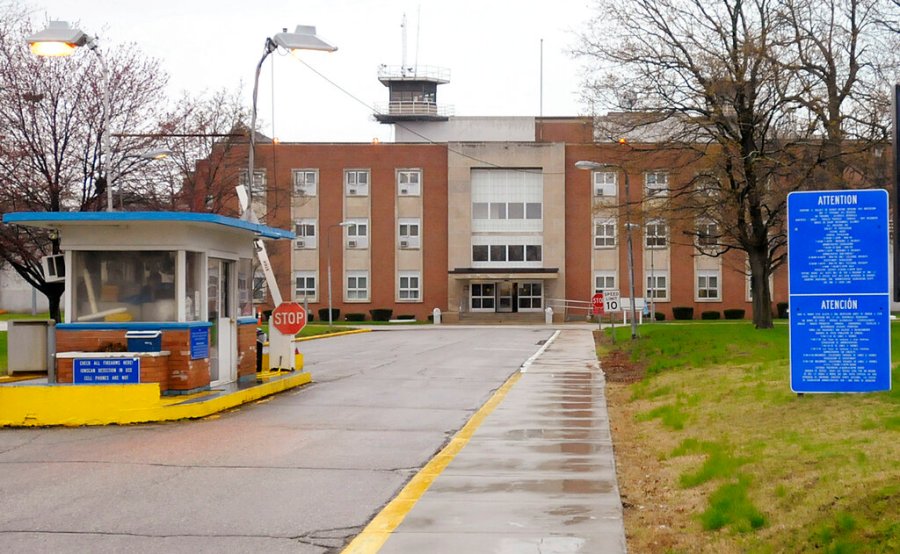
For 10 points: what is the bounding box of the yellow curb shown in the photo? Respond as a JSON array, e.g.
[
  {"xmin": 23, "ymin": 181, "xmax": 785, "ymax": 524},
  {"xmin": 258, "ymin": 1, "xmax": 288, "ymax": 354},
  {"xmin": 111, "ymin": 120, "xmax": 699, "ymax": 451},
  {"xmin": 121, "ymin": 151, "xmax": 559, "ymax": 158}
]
[
  {"xmin": 0, "ymin": 373, "xmax": 45, "ymax": 384},
  {"xmin": 0, "ymin": 371, "xmax": 311, "ymax": 427},
  {"xmin": 295, "ymin": 328, "xmax": 371, "ymax": 342},
  {"xmin": 341, "ymin": 370, "xmax": 523, "ymax": 554}
]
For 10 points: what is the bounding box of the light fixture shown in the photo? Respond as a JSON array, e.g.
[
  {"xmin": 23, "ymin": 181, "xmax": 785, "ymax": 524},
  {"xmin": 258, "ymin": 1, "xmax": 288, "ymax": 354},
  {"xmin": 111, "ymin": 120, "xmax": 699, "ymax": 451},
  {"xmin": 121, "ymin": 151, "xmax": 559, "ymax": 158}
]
[
  {"xmin": 27, "ymin": 21, "xmax": 113, "ymax": 212},
  {"xmin": 26, "ymin": 21, "xmax": 91, "ymax": 57},
  {"xmin": 140, "ymin": 149, "xmax": 173, "ymax": 160},
  {"xmin": 576, "ymin": 159, "xmax": 639, "ymax": 340}
]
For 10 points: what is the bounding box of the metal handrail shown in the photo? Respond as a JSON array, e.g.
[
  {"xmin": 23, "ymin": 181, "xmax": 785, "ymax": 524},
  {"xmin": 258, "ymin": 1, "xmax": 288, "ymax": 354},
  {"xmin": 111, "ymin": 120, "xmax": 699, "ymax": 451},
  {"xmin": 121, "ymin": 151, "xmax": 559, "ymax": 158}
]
[
  {"xmin": 374, "ymin": 101, "xmax": 454, "ymax": 118},
  {"xmin": 377, "ymin": 65, "xmax": 451, "ymax": 82}
]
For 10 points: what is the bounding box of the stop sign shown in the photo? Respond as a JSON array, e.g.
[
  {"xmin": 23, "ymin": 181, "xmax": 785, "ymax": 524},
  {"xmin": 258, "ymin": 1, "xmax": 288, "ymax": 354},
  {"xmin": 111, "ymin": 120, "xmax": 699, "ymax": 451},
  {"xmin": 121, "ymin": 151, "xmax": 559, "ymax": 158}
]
[
  {"xmin": 591, "ymin": 293, "xmax": 605, "ymax": 315},
  {"xmin": 271, "ymin": 302, "xmax": 307, "ymax": 335}
]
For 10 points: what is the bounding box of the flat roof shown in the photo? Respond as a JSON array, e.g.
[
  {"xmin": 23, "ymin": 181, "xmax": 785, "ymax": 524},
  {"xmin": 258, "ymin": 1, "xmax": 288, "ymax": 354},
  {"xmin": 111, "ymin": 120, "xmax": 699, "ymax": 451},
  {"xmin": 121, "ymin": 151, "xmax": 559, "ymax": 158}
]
[{"xmin": 2, "ymin": 211, "xmax": 294, "ymax": 240}]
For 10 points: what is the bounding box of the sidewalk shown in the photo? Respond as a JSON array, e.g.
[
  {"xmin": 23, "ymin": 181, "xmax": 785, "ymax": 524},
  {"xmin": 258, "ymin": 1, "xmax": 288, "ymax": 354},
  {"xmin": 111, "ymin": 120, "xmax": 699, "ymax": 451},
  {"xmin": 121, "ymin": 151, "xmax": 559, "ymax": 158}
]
[{"xmin": 347, "ymin": 329, "xmax": 627, "ymax": 553}]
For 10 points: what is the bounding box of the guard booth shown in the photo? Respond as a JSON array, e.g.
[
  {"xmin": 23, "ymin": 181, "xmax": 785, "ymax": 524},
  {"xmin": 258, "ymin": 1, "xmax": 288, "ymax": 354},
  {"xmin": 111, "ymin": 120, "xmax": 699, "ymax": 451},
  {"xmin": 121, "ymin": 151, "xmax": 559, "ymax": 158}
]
[{"xmin": 2, "ymin": 212, "xmax": 293, "ymax": 394}]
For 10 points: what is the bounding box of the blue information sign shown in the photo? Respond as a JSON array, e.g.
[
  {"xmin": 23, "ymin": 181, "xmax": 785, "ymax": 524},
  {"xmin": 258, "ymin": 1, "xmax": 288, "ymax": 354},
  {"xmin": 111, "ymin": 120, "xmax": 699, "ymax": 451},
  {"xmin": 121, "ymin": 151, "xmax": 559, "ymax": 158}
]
[
  {"xmin": 73, "ymin": 358, "xmax": 140, "ymax": 384},
  {"xmin": 787, "ymin": 189, "xmax": 891, "ymax": 393},
  {"xmin": 190, "ymin": 327, "xmax": 210, "ymax": 360}
]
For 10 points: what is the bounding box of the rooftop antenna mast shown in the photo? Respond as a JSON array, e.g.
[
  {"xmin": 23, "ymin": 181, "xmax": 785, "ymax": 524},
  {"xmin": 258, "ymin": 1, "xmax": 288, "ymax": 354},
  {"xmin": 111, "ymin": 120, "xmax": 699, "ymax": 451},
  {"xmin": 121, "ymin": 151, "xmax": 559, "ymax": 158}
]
[
  {"xmin": 401, "ymin": 14, "xmax": 410, "ymax": 76},
  {"xmin": 414, "ymin": 5, "xmax": 421, "ymax": 75}
]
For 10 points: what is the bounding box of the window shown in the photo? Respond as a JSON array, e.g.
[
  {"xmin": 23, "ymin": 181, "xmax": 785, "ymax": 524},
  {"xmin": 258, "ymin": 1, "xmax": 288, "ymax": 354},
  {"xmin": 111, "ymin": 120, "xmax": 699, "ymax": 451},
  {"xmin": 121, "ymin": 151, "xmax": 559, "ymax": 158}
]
[
  {"xmin": 294, "ymin": 219, "xmax": 317, "ymax": 249},
  {"xmin": 399, "ymin": 271, "xmax": 421, "ymax": 301},
  {"xmin": 697, "ymin": 270, "xmax": 720, "ymax": 300},
  {"xmin": 647, "ymin": 272, "xmax": 668, "ymax": 299},
  {"xmin": 292, "ymin": 169, "xmax": 318, "ymax": 196},
  {"xmin": 471, "ymin": 202, "xmax": 543, "ymax": 221},
  {"xmin": 345, "ymin": 169, "xmax": 370, "ymax": 196},
  {"xmin": 593, "ymin": 171, "xmax": 617, "ymax": 197},
  {"xmin": 398, "ymin": 218, "xmax": 421, "ymax": 249},
  {"xmin": 71, "ymin": 250, "xmax": 177, "ymax": 323},
  {"xmin": 346, "ymin": 219, "xmax": 369, "ymax": 249},
  {"xmin": 253, "ymin": 270, "xmax": 267, "ymax": 302},
  {"xmin": 646, "ymin": 220, "xmax": 668, "ymax": 248},
  {"xmin": 294, "ymin": 271, "xmax": 316, "ymax": 300},
  {"xmin": 471, "ymin": 283, "xmax": 495, "ymax": 310},
  {"xmin": 697, "ymin": 221, "xmax": 718, "ymax": 248},
  {"xmin": 398, "ymin": 170, "xmax": 421, "ymax": 196},
  {"xmin": 472, "ymin": 243, "xmax": 542, "ymax": 265},
  {"xmin": 346, "ymin": 271, "xmax": 369, "ymax": 301},
  {"xmin": 594, "ymin": 218, "xmax": 616, "ymax": 248},
  {"xmin": 645, "ymin": 172, "xmax": 668, "ymax": 197},
  {"xmin": 595, "ymin": 271, "xmax": 617, "ymax": 294},
  {"xmin": 518, "ymin": 282, "xmax": 543, "ymax": 310},
  {"xmin": 240, "ymin": 169, "xmax": 267, "ymax": 198}
]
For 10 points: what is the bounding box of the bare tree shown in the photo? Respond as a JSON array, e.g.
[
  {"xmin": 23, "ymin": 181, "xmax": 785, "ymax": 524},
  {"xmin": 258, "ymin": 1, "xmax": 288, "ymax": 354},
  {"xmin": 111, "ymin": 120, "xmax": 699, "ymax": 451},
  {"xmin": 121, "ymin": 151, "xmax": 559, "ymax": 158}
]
[
  {"xmin": 774, "ymin": 0, "xmax": 898, "ymax": 180},
  {"xmin": 0, "ymin": 6, "xmax": 169, "ymax": 320},
  {"xmin": 114, "ymin": 88, "xmax": 250, "ymax": 213},
  {"xmin": 576, "ymin": 0, "xmax": 896, "ymax": 328}
]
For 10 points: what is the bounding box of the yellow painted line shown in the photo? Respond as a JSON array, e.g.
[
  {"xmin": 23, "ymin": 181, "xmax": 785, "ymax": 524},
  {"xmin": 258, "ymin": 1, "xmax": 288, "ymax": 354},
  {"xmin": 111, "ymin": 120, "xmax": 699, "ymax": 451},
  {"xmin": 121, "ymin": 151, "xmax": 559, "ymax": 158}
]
[
  {"xmin": 341, "ymin": 370, "xmax": 524, "ymax": 554},
  {"xmin": 295, "ymin": 328, "xmax": 371, "ymax": 342}
]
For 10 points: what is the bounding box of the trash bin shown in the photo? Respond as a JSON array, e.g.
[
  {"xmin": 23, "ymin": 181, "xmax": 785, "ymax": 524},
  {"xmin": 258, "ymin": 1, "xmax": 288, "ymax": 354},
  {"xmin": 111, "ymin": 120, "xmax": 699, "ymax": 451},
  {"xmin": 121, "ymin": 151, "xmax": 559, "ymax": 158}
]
[{"xmin": 125, "ymin": 330, "xmax": 162, "ymax": 352}]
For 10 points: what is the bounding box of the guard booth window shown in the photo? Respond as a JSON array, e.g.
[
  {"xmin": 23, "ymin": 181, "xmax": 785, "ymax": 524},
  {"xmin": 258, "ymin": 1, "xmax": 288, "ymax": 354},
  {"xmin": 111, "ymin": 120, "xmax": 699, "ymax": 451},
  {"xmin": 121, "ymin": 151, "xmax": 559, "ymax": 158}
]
[{"xmin": 72, "ymin": 251, "xmax": 176, "ymax": 322}]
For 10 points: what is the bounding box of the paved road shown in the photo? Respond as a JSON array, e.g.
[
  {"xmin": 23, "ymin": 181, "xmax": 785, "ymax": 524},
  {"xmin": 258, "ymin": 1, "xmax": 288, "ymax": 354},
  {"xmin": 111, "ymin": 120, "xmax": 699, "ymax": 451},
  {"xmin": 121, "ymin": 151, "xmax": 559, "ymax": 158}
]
[{"xmin": 0, "ymin": 327, "xmax": 553, "ymax": 553}]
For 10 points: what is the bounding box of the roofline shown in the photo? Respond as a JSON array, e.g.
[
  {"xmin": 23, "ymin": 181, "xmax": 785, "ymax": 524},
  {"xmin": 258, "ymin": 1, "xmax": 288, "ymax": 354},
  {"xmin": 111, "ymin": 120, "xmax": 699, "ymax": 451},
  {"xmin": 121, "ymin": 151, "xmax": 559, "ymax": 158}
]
[{"xmin": 2, "ymin": 211, "xmax": 294, "ymax": 240}]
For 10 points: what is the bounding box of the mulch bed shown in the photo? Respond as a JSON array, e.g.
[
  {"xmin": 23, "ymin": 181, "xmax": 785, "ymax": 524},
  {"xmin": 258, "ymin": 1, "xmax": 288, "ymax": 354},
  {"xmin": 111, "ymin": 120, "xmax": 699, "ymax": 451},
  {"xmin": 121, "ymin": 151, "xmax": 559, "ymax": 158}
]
[{"xmin": 593, "ymin": 330, "xmax": 646, "ymax": 383}]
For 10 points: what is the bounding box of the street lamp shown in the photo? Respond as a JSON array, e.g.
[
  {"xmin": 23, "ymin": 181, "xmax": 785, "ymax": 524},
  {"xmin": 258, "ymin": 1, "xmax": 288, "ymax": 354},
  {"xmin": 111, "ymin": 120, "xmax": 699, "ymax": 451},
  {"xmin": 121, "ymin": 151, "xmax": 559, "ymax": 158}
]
[
  {"xmin": 27, "ymin": 21, "xmax": 113, "ymax": 211},
  {"xmin": 576, "ymin": 160, "xmax": 639, "ymax": 340},
  {"xmin": 327, "ymin": 221, "xmax": 355, "ymax": 328},
  {"xmin": 246, "ymin": 26, "xmax": 336, "ymax": 211}
]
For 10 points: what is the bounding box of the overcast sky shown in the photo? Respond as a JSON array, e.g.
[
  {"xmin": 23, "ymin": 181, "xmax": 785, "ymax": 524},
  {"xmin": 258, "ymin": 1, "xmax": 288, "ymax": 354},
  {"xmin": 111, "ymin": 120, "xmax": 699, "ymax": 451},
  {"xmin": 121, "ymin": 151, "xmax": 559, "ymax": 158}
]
[{"xmin": 27, "ymin": 0, "xmax": 595, "ymax": 142}]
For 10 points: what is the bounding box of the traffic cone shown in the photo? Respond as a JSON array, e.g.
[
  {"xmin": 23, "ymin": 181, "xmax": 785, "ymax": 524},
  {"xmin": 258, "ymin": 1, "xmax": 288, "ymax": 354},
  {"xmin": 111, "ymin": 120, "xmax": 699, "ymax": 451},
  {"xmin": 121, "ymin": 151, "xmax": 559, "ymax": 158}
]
[{"xmin": 257, "ymin": 309, "xmax": 262, "ymax": 326}]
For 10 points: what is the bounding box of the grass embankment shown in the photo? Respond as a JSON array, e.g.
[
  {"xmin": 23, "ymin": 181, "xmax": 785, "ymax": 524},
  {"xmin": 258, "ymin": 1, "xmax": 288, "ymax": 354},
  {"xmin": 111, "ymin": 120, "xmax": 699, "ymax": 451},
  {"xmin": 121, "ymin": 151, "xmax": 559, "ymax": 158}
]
[
  {"xmin": 600, "ymin": 322, "xmax": 898, "ymax": 553},
  {"xmin": 0, "ymin": 331, "xmax": 7, "ymax": 375}
]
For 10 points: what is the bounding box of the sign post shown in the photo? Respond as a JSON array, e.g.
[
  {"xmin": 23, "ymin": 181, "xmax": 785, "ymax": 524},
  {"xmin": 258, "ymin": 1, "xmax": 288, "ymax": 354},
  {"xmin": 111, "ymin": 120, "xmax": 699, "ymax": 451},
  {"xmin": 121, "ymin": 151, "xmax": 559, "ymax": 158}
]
[
  {"xmin": 591, "ymin": 292, "xmax": 605, "ymax": 334},
  {"xmin": 787, "ymin": 190, "xmax": 892, "ymax": 393}
]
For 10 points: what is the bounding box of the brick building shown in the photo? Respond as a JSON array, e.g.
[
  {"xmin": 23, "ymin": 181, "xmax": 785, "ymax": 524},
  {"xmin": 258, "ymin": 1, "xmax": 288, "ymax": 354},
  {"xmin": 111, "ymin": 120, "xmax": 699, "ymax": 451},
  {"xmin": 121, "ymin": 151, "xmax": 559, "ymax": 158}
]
[{"xmin": 223, "ymin": 112, "xmax": 791, "ymax": 323}]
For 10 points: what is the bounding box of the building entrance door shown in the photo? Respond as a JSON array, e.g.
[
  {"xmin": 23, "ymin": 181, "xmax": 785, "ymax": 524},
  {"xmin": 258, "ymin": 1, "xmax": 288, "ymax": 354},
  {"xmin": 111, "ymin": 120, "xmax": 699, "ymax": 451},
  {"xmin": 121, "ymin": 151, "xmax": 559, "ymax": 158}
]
[{"xmin": 497, "ymin": 282, "xmax": 514, "ymax": 313}]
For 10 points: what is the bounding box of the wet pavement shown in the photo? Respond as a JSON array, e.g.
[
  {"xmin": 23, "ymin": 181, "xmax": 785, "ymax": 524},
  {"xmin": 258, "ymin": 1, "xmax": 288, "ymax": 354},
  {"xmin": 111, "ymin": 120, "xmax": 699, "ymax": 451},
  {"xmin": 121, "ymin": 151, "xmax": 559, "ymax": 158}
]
[{"xmin": 377, "ymin": 329, "xmax": 627, "ymax": 553}]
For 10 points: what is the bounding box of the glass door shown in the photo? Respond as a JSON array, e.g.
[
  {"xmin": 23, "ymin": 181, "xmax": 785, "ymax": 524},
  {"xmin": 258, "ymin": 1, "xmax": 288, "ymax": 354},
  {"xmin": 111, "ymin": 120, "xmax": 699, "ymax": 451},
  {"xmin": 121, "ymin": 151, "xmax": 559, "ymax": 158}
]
[
  {"xmin": 207, "ymin": 258, "xmax": 235, "ymax": 385},
  {"xmin": 497, "ymin": 282, "xmax": 514, "ymax": 313}
]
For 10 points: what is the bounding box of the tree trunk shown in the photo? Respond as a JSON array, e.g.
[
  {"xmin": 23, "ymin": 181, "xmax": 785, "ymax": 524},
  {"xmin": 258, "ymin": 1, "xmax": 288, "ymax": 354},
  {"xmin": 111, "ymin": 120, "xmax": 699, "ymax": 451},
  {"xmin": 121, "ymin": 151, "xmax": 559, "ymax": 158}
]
[
  {"xmin": 41, "ymin": 282, "xmax": 64, "ymax": 323},
  {"xmin": 748, "ymin": 248, "xmax": 773, "ymax": 329}
]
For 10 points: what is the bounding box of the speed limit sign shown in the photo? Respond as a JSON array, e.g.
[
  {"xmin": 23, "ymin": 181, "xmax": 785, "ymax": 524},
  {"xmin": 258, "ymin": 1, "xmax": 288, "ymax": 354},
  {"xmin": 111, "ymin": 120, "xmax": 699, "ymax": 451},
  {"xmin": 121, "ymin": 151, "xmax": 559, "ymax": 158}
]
[{"xmin": 604, "ymin": 290, "xmax": 622, "ymax": 313}]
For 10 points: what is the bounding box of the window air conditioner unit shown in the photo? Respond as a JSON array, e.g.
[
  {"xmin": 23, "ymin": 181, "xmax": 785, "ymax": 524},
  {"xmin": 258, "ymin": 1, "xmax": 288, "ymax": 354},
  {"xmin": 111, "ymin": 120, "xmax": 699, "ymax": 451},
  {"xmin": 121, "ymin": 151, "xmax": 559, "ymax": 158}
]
[
  {"xmin": 41, "ymin": 254, "xmax": 65, "ymax": 283},
  {"xmin": 295, "ymin": 239, "xmax": 305, "ymax": 249},
  {"xmin": 347, "ymin": 240, "xmax": 357, "ymax": 248},
  {"xmin": 400, "ymin": 240, "xmax": 409, "ymax": 248},
  {"xmin": 348, "ymin": 188, "xmax": 357, "ymax": 196}
]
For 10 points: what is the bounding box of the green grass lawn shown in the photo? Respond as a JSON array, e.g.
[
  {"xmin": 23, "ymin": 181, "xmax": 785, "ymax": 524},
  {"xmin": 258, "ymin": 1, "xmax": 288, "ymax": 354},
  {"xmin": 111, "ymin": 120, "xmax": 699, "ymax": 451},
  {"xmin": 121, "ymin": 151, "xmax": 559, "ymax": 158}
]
[
  {"xmin": 0, "ymin": 331, "xmax": 7, "ymax": 375},
  {"xmin": 601, "ymin": 321, "xmax": 899, "ymax": 553}
]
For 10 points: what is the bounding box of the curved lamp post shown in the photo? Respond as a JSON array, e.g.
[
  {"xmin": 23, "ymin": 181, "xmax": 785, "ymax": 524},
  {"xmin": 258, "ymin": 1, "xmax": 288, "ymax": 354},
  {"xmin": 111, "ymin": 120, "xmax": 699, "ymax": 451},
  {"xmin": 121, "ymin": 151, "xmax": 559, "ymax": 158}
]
[
  {"xmin": 27, "ymin": 21, "xmax": 113, "ymax": 211},
  {"xmin": 575, "ymin": 160, "xmax": 639, "ymax": 340},
  {"xmin": 327, "ymin": 222, "xmax": 355, "ymax": 328},
  {"xmin": 247, "ymin": 26, "xmax": 336, "ymax": 209}
]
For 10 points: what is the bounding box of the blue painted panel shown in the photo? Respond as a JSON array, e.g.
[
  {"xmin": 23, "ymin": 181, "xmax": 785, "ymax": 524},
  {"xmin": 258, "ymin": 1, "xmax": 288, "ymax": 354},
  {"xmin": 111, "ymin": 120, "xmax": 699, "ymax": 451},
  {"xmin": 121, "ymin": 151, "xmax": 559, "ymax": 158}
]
[
  {"xmin": 787, "ymin": 189, "xmax": 892, "ymax": 393},
  {"xmin": 190, "ymin": 327, "xmax": 210, "ymax": 360},
  {"xmin": 73, "ymin": 358, "xmax": 140, "ymax": 384}
]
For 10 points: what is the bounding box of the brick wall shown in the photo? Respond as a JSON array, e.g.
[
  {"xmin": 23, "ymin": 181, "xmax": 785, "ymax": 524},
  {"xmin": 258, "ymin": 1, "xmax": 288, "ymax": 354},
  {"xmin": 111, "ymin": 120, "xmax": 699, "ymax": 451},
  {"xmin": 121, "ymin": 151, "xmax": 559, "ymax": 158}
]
[
  {"xmin": 55, "ymin": 328, "xmax": 212, "ymax": 392},
  {"xmin": 237, "ymin": 323, "xmax": 258, "ymax": 379}
]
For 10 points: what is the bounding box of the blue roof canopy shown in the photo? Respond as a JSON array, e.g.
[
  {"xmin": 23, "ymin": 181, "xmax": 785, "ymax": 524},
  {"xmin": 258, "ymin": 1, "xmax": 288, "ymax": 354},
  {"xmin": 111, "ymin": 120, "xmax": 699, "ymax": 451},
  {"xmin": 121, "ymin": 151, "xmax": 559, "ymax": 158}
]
[{"xmin": 2, "ymin": 211, "xmax": 294, "ymax": 240}]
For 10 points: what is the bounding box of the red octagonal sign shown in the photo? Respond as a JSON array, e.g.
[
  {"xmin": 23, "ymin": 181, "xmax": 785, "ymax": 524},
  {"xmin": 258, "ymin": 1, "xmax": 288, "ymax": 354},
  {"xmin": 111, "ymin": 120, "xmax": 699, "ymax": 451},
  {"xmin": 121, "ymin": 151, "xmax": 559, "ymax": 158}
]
[{"xmin": 271, "ymin": 302, "xmax": 307, "ymax": 335}]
